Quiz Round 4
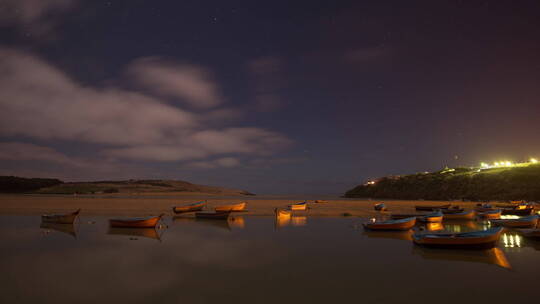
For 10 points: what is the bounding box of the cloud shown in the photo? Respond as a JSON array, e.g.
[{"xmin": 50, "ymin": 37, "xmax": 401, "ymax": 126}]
[
  {"xmin": 0, "ymin": 48, "xmax": 291, "ymax": 166},
  {"xmin": 0, "ymin": 142, "xmax": 82, "ymax": 166},
  {"xmin": 127, "ymin": 57, "xmax": 221, "ymax": 108},
  {"xmin": 0, "ymin": 0, "xmax": 77, "ymax": 36},
  {"xmin": 186, "ymin": 157, "xmax": 240, "ymax": 169}
]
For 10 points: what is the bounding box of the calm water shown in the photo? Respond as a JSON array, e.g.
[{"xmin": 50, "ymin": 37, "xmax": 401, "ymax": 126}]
[{"xmin": 1, "ymin": 215, "xmax": 539, "ymax": 304}]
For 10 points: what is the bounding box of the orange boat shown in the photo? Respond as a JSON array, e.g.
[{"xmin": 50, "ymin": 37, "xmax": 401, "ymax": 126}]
[
  {"xmin": 289, "ymin": 202, "xmax": 307, "ymax": 211},
  {"xmin": 477, "ymin": 209, "xmax": 502, "ymax": 219},
  {"xmin": 413, "ymin": 227, "xmax": 504, "ymax": 249},
  {"xmin": 214, "ymin": 202, "xmax": 247, "ymax": 212},
  {"xmin": 172, "ymin": 201, "xmax": 206, "ymax": 213},
  {"xmin": 490, "ymin": 215, "xmax": 539, "ymax": 228},
  {"xmin": 109, "ymin": 215, "xmax": 163, "ymax": 228},
  {"xmin": 41, "ymin": 209, "xmax": 81, "ymax": 224},
  {"xmin": 417, "ymin": 211, "xmax": 443, "ymax": 223},
  {"xmin": 363, "ymin": 217, "xmax": 416, "ymax": 231}
]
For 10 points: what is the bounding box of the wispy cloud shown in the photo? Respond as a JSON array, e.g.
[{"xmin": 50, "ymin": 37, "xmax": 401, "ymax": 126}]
[
  {"xmin": 0, "ymin": 48, "xmax": 291, "ymax": 168},
  {"xmin": 127, "ymin": 57, "xmax": 222, "ymax": 109}
]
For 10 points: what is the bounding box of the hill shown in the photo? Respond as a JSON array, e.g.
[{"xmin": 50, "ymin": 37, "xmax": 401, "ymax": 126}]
[
  {"xmin": 344, "ymin": 164, "xmax": 540, "ymax": 201},
  {"xmin": 0, "ymin": 176, "xmax": 254, "ymax": 196}
]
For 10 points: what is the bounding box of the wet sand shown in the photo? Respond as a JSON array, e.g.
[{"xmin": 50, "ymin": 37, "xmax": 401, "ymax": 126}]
[{"xmin": 0, "ymin": 194, "xmax": 485, "ymax": 217}]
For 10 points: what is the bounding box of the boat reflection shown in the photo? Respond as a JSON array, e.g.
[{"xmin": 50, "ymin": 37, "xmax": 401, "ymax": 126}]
[
  {"xmin": 108, "ymin": 227, "xmax": 163, "ymax": 241},
  {"xmin": 228, "ymin": 216, "xmax": 245, "ymax": 229},
  {"xmin": 40, "ymin": 222, "xmax": 78, "ymax": 238},
  {"xmin": 501, "ymin": 233, "xmax": 522, "ymax": 248},
  {"xmin": 412, "ymin": 246, "xmax": 511, "ymax": 269},
  {"xmin": 425, "ymin": 222, "xmax": 444, "ymax": 231},
  {"xmin": 443, "ymin": 221, "xmax": 479, "ymax": 233},
  {"xmin": 172, "ymin": 215, "xmax": 245, "ymax": 230},
  {"xmin": 275, "ymin": 215, "xmax": 307, "ymax": 229},
  {"xmin": 362, "ymin": 230, "xmax": 413, "ymax": 241}
]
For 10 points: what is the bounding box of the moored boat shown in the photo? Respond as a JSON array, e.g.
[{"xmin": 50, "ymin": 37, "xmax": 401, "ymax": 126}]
[
  {"xmin": 41, "ymin": 209, "xmax": 81, "ymax": 224},
  {"xmin": 363, "ymin": 217, "xmax": 416, "ymax": 231},
  {"xmin": 195, "ymin": 211, "xmax": 231, "ymax": 220},
  {"xmin": 415, "ymin": 204, "xmax": 451, "ymax": 211},
  {"xmin": 441, "ymin": 208, "xmax": 465, "ymax": 214},
  {"xmin": 412, "ymin": 227, "xmax": 504, "ymax": 249},
  {"xmin": 501, "ymin": 206, "xmax": 534, "ymax": 216},
  {"xmin": 109, "ymin": 215, "xmax": 163, "ymax": 228},
  {"xmin": 289, "ymin": 202, "xmax": 308, "ymax": 211},
  {"xmin": 214, "ymin": 202, "xmax": 247, "ymax": 212},
  {"xmin": 490, "ymin": 215, "xmax": 539, "ymax": 228},
  {"xmin": 417, "ymin": 211, "xmax": 443, "ymax": 223},
  {"xmin": 374, "ymin": 203, "xmax": 387, "ymax": 211},
  {"xmin": 477, "ymin": 209, "xmax": 502, "ymax": 219},
  {"xmin": 443, "ymin": 210, "xmax": 475, "ymax": 220},
  {"xmin": 172, "ymin": 201, "xmax": 206, "ymax": 214}
]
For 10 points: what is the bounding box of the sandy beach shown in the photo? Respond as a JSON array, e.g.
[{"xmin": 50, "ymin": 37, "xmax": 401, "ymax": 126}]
[{"xmin": 0, "ymin": 194, "xmax": 484, "ymax": 217}]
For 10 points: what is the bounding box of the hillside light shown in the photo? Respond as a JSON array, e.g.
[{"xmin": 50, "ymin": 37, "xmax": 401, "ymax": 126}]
[
  {"xmin": 480, "ymin": 162, "xmax": 489, "ymax": 168},
  {"xmin": 494, "ymin": 162, "xmax": 500, "ymax": 166},
  {"xmin": 531, "ymin": 158, "xmax": 538, "ymax": 164},
  {"xmin": 505, "ymin": 161, "xmax": 512, "ymax": 166}
]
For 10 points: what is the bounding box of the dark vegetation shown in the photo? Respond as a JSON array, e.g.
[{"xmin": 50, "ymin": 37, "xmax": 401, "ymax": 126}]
[
  {"xmin": 0, "ymin": 176, "xmax": 63, "ymax": 193},
  {"xmin": 0, "ymin": 176, "xmax": 253, "ymax": 195},
  {"xmin": 345, "ymin": 164, "xmax": 540, "ymax": 201}
]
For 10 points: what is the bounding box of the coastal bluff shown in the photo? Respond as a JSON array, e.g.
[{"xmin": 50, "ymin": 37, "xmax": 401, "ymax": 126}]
[{"xmin": 344, "ymin": 164, "xmax": 540, "ymax": 201}]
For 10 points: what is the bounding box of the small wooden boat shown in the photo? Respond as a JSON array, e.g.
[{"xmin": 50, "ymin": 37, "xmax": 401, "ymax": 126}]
[
  {"xmin": 314, "ymin": 200, "xmax": 329, "ymax": 203},
  {"xmin": 41, "ymin": 209, "xmax": 81, "ymax": 224},
  {"xmin": 275, "ymin": 208, "xmax": 292, "ymax": 218},
  {"xmin": 477, "ymin": 209, "xmax": 502, "ymax": 219},
  {"xmin": 172, "ymin": 201, "xmax": 206, "ymax": 213},
  {"xmin": 109, "ymin": 215, "xmax": 163, "ymax": 228},
  {"xmin": 412, "ymin": 227, "xmax": 504, "ymax": 249},
  {"xmin": 195, "ymin": 211, "xmax": 231, "ymax": 220},
  {"xmin": 374, "ymin": 203, "xmax": 387, "ymax": 211},
  {"xmin": 501, "ymin": 206, "xmax": 534, "ymax": 216},
  {"xmin": 474, "ymin": 203, "xmax": 496, "ymax": 213},
  {"xmin": 415, "ymin": 204, "xmax": 451, "ymax": 211},
  {"xmin": 517, "ymin": 228, "xmax": 540, "ymax": 238},
  {"xmin": 214, "ymin": 202, "xmax": 247, "ymax": 212},
  {"xmin": 363, "ymin": 217, "xmax": 416, "ymax": 231},
  {"xmin": 289, "ymin": 202, "xmax": 307, "ymax": 211},
  {"xmin": 443, "ymin": 210, "xmax": 475, "ymax": 220},
  {"xmin": 418, "ymin": 211, "xmax": 443, "ymax": 223},
  {"xmin": 490, "ymin": 215, "xmax": 539, "ymax": 228}
]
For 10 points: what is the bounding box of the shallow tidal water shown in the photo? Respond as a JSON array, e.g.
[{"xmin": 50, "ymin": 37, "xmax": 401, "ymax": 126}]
[{"xmin": 1, "ymin": 215, "xmax": 539, "ymax": 304}]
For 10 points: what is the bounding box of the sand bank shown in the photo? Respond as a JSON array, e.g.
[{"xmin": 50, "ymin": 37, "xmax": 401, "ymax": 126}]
[{"xmin": 0, "ymin": 194, "xmax": 486, "ymax": 217}]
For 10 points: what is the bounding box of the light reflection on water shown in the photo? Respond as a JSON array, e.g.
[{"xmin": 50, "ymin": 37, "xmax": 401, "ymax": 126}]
[{"xmin": 0, "ymin": 215, "xmax": 539, "ymax": 304}]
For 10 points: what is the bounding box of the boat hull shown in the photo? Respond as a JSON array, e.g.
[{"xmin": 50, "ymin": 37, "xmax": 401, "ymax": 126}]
[
  {"xmin": 501, "ymin": 208, "xmax": 534, "ymax": 216},
  {"xmin": 172, "ymin": 201, "xmax": 205, "ymax": 214},
  {"xmin": 214, "ymin": 202, "xmax": 247, "ymax": 212},
  {"xmin": 41, "ymin": 209, "xmax": 80, "ymax": 224},
  {"xmin": 490, "ymin": 216, "xmax": 538, "ymax": 228},
  {"xmin": 109, "ymin": 215, "xmax": 162, "ymax": 228},
  {"xmin": 413, "ymin": 228, "xmax": 503, "ymax": 249},
  {"xmin": 443, "ymin": 210, "xmax": 475, "ymax": 220},
  {"xmin": 289, "ymin": 202, "xmax": 307, "ymax": 211},
  {"xmin": 363, "ymin": 217, "xmax": 416, "ymax": 231}
]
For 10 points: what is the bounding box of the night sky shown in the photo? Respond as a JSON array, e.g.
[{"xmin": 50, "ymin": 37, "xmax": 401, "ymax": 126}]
[{"xmin": 1, "ymin": 1, "xmax": 540, "ymax": 194}]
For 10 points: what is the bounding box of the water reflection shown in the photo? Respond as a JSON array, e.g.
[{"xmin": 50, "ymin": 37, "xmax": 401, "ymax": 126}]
[
  {"xmin": 412, "ymin": 246, "xmax": 511, "ymax": 269},
  {"xmin": 229, "ymin": 216, "xmax": 245, "ymax": 229},
  {"xmin": 40, "ymin": 222, "xmax": 78, "ymax": 239},
  {"xmin": 502, "ymin": 233, "xmax": 522, "ymax": 248},
  {"xmin": 362, "ymin": 230, "xmax": 413, "ymax": 241},
  {"xmin": 425, "ymin": 222, "xmax": 444, "ymax": 231},
  {"xmin": 275, "ymin": 215, "xmax": 307, "ymax": 229},
  {"xmin": 172, "ymin": 215, "xmax": 245, "ymax": 231},
  {"xmin": 107, "ymin": 227, "xmax": 163, "ymax": 241}
]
